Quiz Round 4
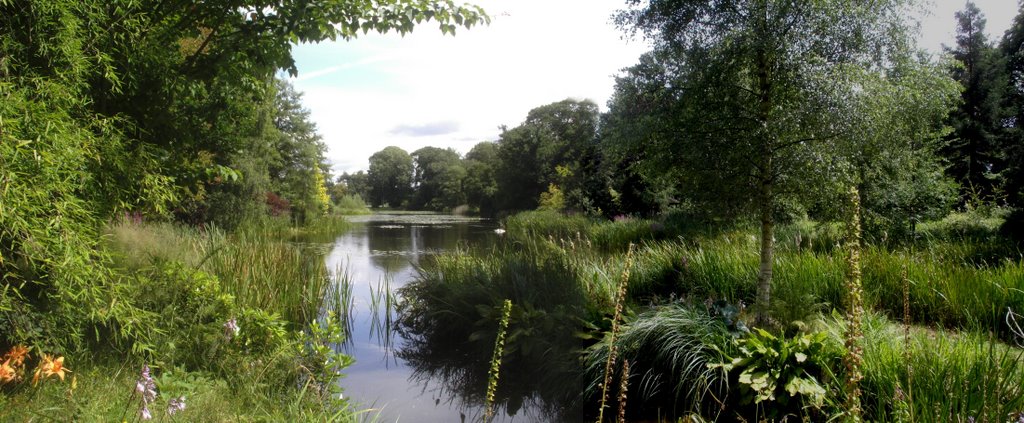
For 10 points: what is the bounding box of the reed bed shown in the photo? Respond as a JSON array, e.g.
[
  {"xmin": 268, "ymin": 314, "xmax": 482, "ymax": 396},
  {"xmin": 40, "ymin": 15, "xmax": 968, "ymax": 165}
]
[{"xmin": 106, "ymin": 220, "xmax": 345, "ymax": 327}]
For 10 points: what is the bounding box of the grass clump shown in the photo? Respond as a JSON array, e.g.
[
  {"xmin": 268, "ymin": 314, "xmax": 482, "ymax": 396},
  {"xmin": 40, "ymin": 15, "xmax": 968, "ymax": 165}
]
[
  {"xmin": 397, "ymin": 242, "xmax": 594, "ymax": 418},
  {"xmin": 581, "ymin": 304, "xmax": 735, "ymax": 420},
  {"xmin": 107, "ymin": 220, "xmax": 338, "ymax": 326}
]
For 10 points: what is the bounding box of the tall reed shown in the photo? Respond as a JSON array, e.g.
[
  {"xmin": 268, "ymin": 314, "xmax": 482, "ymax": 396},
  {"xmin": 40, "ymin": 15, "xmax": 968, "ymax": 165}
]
[{"xmin": 107, "ymin": 221, "xmax": 337, "ymax": 327}]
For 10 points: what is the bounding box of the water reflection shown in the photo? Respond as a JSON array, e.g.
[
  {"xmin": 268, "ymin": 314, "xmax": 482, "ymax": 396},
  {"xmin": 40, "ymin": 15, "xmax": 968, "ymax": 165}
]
[{"xmin": 327, "ymin": 214, "xmax": 561, "ymax": 422}]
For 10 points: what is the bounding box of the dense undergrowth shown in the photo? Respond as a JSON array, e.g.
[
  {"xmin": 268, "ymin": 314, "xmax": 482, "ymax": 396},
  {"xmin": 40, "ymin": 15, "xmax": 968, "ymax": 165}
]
[
  {"xmin": 398, "ymin": 210, "xmax": 1024, "ymax": 421},
  {"xmin": 1, "ymin": 219, "xmax": 356, "ymax": 421}
]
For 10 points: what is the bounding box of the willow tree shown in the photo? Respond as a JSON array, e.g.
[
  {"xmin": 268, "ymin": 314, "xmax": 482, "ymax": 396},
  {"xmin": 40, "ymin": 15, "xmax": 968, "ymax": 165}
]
[{"xmin": 614, "ymin": 0, "xmax": 922, "ymax": 322}]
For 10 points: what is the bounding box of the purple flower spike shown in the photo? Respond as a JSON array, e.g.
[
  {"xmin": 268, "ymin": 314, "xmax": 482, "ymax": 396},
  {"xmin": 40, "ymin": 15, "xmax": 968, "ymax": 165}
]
[
  {"xmin": 136, "ymin": 364, "xmax": 157, "ymax": 404},
  {"xmin": 168, "ymin": 396, "xmax": 186, "ymax": 415}
]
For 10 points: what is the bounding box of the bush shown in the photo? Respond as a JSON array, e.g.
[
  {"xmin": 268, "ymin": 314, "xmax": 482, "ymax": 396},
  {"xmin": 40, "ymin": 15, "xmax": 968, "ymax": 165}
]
[
  {"xmin": 334, "ymin": 194, "xmax": 371, "ymax": 215},
  {"xmin": 917, "ymin": 208, "xmax": 1007, "ymax": 241}
]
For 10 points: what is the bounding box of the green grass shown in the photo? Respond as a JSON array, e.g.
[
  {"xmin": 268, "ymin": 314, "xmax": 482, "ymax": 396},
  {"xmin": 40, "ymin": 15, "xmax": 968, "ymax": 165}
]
[
  {"xmin": 396, "ymin": 241, "xmax": 595, "ymax": 417},
  {"xmin": 398, "ymin": 210, "xmax": 1024, "ymax": 421},
  {"xmin": 821, "ymin": 312, "xmax": 1024, "ymax": 422}
]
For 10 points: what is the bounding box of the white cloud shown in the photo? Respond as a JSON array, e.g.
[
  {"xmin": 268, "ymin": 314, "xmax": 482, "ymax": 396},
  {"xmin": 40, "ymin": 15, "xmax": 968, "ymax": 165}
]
[{"xmin": 291, "ymin": 0, "xmax": 649, "ymax": 174}]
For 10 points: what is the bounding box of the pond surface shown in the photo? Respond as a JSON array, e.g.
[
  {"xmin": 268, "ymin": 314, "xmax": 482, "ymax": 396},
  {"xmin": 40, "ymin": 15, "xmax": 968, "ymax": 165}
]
[{"xmin": 323, "ymin": 213, "xmax": 561, "ymax": 422}]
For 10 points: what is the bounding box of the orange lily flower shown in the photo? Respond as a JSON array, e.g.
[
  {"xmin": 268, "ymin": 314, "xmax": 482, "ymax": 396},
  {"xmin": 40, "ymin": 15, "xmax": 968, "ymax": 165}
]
[
  {"xmin": 32, "ymin": 354, "xmax": 70, "ymax": 385},
  {"xmin": 4, "ymin": 345, "xmax": 29, "ymax": 367},
  {"xmin": 0, "ymin": 359, "xmax": 18, "ymax": 383}
]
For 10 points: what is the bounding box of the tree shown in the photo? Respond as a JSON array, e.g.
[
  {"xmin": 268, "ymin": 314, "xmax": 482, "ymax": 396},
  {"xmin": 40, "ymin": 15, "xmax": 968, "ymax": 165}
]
[
  {"xmin": 270, "ymin": 79, "xmax": 331, "ymax": 224},
  {"xmin": 943, "ymin": 2, "xmax": 1006, "ymax": 204},
  {"xmin": 1000, "ymin": 2, "xmax": 1024, "ymax": 237},
  {"xmin": 601, "ymin": 51, "xmax": 689, "ymax": 217},
  {"xmin": 336, "ymin": 171, "xmax": 372, "ymax": 203},
  {"xmin": 411, "ymin": 147, "xmax": 465, "ymax": 210},
  {"xmin": 463, "ymin": 142, "xmax": 500, "ymax": 214},
  {"xmin": 615, "ymin": 0, "xmax": 929, "ymax": 322},
  {"xmin": 368, "ymin": 146, "xmax": 414, "ymax": 207},
  {"xmin": 847, "ymin": 60, "xmax": 959, "ymax": 240},
  {"xmin": 494, "ymin": 99, "xmax": 602, "ymax": 213}
]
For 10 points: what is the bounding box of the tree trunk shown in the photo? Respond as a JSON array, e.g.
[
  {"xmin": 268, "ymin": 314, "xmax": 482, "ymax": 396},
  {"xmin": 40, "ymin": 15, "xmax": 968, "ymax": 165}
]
[{"xmin": 756, "ymin": 180, "xmax": 775, "ymax": 326}]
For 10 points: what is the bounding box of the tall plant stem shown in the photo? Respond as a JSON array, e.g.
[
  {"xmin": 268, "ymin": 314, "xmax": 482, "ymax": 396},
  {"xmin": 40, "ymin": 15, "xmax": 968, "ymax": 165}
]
[
  {"xmin": 843, "ymin": 186, "xmax": 864, "ymax": 421},
  {"xmin": 598, "ymin": 243, "xmax": 635, "ymax": 423},
  {"xmin": 483, "ymin": 299, "xmax": 513, "ymax": 423}
]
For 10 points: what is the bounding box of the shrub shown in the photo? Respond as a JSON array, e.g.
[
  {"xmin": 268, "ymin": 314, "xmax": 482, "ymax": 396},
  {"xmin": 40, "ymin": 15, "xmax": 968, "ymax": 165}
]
[{"xmin": 334, "ymin": 194, "xmax": 371, "ymax": 215}]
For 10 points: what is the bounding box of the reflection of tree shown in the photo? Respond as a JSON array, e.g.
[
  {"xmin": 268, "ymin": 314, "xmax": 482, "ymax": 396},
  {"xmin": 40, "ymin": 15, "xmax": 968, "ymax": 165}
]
[
  {"xmin": 396, "ymin": 322, "xmax": 568, "ymax": 422},
  {"xmin": 395, "ymin": 248, "xmax": 594, "ymax": 422},
  {"xmin": 366, "ymin": 224, "xmax": 487, "ymax": 273},
  {"xmin": 366, "ymin": 224, "xmax": 413, "ymax": 273}
]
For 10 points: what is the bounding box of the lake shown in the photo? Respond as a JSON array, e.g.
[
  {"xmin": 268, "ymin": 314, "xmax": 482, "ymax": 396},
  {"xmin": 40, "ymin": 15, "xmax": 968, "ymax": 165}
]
[{"xmin": 323, "ymin": 213, "xmax": 565, "ymax": 422}]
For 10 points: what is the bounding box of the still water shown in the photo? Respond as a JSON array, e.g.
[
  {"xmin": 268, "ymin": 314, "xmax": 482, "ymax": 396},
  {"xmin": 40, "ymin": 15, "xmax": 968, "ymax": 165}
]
[{"xmin": 323, "ymin": 214, "xmax": 558, "ymax": 422}]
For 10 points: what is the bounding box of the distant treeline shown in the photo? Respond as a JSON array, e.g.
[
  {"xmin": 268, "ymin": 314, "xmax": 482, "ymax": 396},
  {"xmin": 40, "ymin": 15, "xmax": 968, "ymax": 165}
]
[{"xmin": 342, "ymin": 0, "xmax": 1024, "ymax": 241}]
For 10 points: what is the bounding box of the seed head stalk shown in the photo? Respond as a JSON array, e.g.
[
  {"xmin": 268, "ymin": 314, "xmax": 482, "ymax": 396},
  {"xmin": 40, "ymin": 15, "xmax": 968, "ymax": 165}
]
[
  {"xmin": 598, "ymin": 243, "xmax": 634, "ymax": 423},
  {"xmin": 843, "ymin": 187, "xmax": 864, "ymax": 421},
  {"xmin": 902, "ymin": 263, "xmax": 913, "ymax": 422},
  {"xmin": 483, "ymin": 299, "xmax": 513, "ymax": 423}
]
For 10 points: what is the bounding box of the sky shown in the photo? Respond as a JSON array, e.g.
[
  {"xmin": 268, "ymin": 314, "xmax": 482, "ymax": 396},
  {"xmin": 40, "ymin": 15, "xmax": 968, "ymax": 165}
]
[{"xmin": 288, "ymin": 0, "xmax": 1021, "ymax": 175}]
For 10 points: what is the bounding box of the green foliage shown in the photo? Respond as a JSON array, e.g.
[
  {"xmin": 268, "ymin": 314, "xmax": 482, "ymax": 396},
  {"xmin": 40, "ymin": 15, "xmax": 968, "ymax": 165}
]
[
  {"xmin": 846, "ymin": 59, "xmax": 960, "ymax": 241},
  {"xmin": 335, "ymin": 171, "xmax": 372, "ymax": 205},
  {"xmin": 463, "ymin": 142, "xmax": 501, "ymax": 215},
  {"xmin": 611, "ymin": 0, "xmax": 959, "ymax": 321},
  {"xmin": 494, "ymin": 99, "xmax": 604, "ymax": 213},
  {"xmin": 712, "ymin": 329, "xmax": 841, "ymax": 417},
  {"xmin": 0, "ymin": 79, "xmax": 150, "ymax": 352},
  {"xmin": 916, "ymin": 208, "xmax": 1008, "ymax": 241},
  {"xmin": 537, "ymin": 184, "xmax": 566, "ymax": 212},
  {"xmin": 294, "ymin": 312, "xmax": 355, "ymax": 405},
  {"xmin": 504, "ymin": 210, "xmax": 595, "ymax": 242},
  {"xmin": 411, "ymin": 146, "xmax": 466, "ymax": 211},
  {"xmin": 127, "ymin": 262, "xmax": 236, "ymax": 367},
  {"xmin": 397, "ymin": 242, "xmax": 592, "ymax": 415},
  {"xmin": 368, "ymin": 146, "xmax": 414, "ymax": 207}
]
